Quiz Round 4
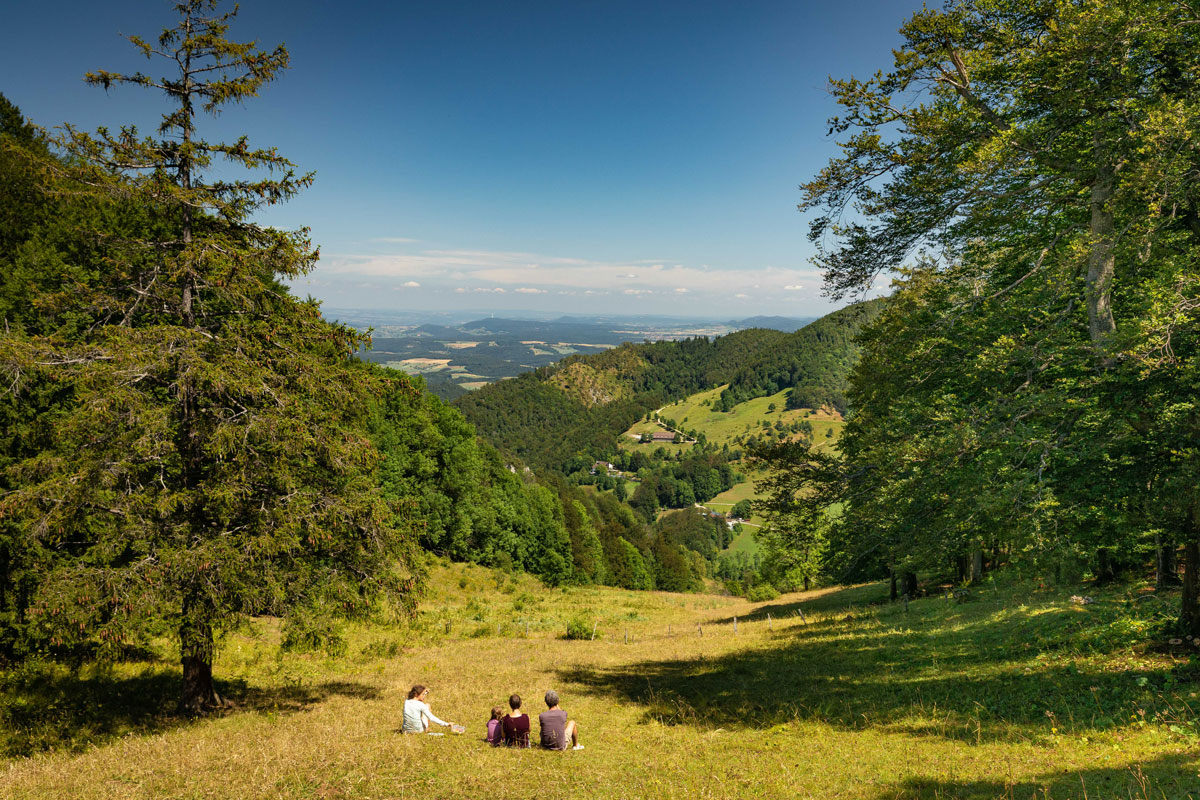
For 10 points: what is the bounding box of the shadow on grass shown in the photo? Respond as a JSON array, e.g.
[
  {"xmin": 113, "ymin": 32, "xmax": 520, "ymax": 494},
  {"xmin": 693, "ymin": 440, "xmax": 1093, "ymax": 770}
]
[
  {"xmin": 0, "ymin": 661, "xmax": 380, "ymax": 758},
  {"xmin": 865, "ymin": 752, "xmax": 1200, "ymax": 799},
  {"xmin": 559, "ymin": 589, "xmax": 1196, "ymax": 745}
]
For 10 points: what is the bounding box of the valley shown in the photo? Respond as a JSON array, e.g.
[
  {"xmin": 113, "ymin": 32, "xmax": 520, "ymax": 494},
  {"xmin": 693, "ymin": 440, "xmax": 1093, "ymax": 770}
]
[{"xmin": 349, "ymin": 313, "xmax": 815, "ymax": 400}]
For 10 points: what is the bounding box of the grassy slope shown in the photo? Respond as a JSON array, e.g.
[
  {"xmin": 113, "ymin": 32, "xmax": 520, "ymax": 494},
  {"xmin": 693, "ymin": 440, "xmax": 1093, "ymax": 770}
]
[
  {"xmin": 656, "ymin": 387, "xmax": 844, "ymax": 447},
  {"xmin": 620, "ymin": 387, "xmax": 845, "ymax": 556},
  {"xmin": 4, "ymin": 562, "xmax": 1198, "ymax": 799}
]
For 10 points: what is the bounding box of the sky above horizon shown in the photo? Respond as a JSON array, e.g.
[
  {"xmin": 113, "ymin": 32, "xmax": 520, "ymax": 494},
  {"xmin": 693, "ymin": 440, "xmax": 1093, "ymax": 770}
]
[{"xmin": 3, "ymin": 0, "xmax": 927, "ymax": 319}]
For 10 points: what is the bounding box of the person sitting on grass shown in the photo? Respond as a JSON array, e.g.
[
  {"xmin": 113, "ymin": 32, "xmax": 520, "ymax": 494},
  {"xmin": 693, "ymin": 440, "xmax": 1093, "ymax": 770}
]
[
  {"xmin": 501, "ymin": 693, "xmax": 531, "ymax": 748},
  {"xmin": 402, "ymin": 684, "xmax": 453, "ymax": 734},
  {"xmin": 486, "ymin": 705, "xmax": 505, "ymax": 746},
  {"xmin": 538, "ymin": 690, "xmax": 582, "ymax": 750}
]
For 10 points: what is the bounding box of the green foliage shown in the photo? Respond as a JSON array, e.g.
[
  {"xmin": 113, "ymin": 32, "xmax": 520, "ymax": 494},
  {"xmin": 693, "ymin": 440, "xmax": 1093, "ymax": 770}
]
[
  {"xmin": 280, "ymin": 614, "xmax": 348, "ymax": 658},
  {"xmin": 607, "ymin": 537, "xmax": 654, "ymax": 591},
  {"xmin": 562, "ymin": 616, "xmax": 595, "ymax": 640},
  {"xmin": 370, "ymin": 371, "xmax": 574, "ymax": 585},
  {"xmin": 770, "ymin": 0, "xmax": 1200, "ymax": 633},
  {"xmin": 744, "ymin": 583, "xmax": 779, "ymax": 602},
  {"xmin": 0, "ymin": 3, "xmax": 420, "ymax": 709},
  {"xmin": 714, "ymin": 301, "xmax": 884, "ymax": 413}
]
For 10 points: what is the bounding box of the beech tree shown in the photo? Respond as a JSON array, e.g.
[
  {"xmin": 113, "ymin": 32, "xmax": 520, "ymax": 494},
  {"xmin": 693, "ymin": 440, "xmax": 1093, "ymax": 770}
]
[
  {"xmin": 0, "ymin": 1, "xmax": 418, "ymax": 710},
  {"xmin": 789, "ymin": 0, "xmax": 1200, "ymax": 630}
]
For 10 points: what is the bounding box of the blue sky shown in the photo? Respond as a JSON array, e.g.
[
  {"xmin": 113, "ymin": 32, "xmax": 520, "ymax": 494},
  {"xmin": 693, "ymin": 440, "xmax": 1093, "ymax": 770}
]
[{"xmin": 2, "ymin": 0, "xmax": 926, "ymax": 318}]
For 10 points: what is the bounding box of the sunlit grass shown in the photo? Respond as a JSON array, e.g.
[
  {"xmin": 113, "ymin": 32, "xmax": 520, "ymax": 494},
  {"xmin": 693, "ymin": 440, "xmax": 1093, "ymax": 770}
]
[{"xmin": 2, "ymin": 562, "xmax": 1198, "ymax": 799}]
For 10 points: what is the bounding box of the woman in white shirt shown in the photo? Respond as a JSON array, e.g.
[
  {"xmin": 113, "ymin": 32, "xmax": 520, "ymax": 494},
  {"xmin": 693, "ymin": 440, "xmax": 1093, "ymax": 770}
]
[{"xmin": 402, "ymin": 685, "xmax": 452, "ymax": 733}]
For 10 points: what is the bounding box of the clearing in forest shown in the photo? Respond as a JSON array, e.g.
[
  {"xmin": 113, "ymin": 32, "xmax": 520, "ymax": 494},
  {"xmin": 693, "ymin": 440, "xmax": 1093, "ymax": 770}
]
[{"xmin": 3, "ymin": 562, "xmax": 1197, "ymax": 800}]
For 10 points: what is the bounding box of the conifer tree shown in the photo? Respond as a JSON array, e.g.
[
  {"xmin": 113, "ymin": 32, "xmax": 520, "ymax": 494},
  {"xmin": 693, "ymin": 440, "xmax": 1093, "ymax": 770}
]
[{"xmin": 0, "ymin": 0, "xmax": 418, "ymax": 711}]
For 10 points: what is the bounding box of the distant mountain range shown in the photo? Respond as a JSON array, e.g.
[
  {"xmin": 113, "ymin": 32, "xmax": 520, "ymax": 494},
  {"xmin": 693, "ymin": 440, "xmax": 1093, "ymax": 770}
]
[
  {"xmin": 728, "ymin": 315, "xmax": 816, "ymax": 333},
  {"xmin": 349, "ymin": 311, "xmax": 820, "ymax": 399}
]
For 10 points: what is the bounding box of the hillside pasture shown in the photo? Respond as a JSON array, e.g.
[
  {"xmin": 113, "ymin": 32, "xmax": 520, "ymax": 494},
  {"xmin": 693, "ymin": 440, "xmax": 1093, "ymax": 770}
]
[
  {"xmin": 650, "ymin": 387, "xmax": 844, "ymax": 451},
  {"xmin": 3, "ymin": 562, "xmax": 1197, "ymax": 799}
]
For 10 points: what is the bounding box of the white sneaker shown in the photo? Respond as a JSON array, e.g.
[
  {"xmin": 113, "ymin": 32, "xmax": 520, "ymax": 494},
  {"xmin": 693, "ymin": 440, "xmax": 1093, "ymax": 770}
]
[{"xmin": 573, "ymin": 744, "xmax": 585, "ymax": 750}]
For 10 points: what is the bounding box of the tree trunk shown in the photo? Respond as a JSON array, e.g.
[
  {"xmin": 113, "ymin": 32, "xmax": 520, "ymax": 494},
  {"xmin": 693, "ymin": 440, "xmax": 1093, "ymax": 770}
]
[
  {"xmin": 1086, "ymin": 138, "xmax": 1117, "ymax": 362},
  {"xmin": 902, "ymin": 571, "xmax": 918, "ymax": 598},
  {"xmin": 1156, "ymin": 535, "xmax": 1179, "ymax": 590},
  {"xmin": 1182, "ymin": 536, "xmax": 1200, "ymax": 638},
  {"xmin": 955, "ymin": 555, "xmax": 968, "ymax": 583},
  {"xmin": 889, "ymin": 568, "xmax": 897, "ymax": 602},
  {"xmin": 803, "ymin": 575, "xmax": 811, "ymax": 592},
  {"xmin": 970, "ymin": 549, "xmax": 984, "ymax": 584},
  {"xmin": 179, "ymin": 593, "xmax": 222, "ymax": 714},
  {"xmin": 1095, "ymin": 547, "xmax": 1116, "ymax": 585}
]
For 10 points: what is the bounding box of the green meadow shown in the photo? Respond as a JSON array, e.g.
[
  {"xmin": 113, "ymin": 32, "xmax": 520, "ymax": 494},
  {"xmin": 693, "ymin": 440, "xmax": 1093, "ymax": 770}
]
[{"xmin": 3, "ymin": 561, "xmax": 1197, "ymax": 799}]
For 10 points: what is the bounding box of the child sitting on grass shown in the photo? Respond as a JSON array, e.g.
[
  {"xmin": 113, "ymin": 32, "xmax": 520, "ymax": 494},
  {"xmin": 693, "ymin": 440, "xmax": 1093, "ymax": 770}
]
[{"xmin": 486, "ymin": 705, "xmax": 505, "ymax": 746}]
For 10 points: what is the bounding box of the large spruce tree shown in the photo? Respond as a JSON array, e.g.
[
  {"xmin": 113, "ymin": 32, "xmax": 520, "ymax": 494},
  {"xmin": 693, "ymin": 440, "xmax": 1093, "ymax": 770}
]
[{"xmin": 0, "ymin": 0, "xmax": 418, "ymax": 710}]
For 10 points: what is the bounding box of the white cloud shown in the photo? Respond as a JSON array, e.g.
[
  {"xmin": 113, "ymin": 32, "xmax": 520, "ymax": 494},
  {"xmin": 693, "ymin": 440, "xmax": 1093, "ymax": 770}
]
[
  {"xmin": 735, "ymin": 293, "xmax": 750, "ymax": 299},
  {"xmin": 403, "ymin": 281, "xmax": 420, "ymax": 288},
  {"xmin": 316, "ymin": 247, "xmax": 825, "ymax": 300},
  {"xmin": 674, "ymin": 287, "xmax": 689, "ymax": 293},
  {"xmin": 370, "ymin": 236, "xmax": 418, "ymax": 244}
]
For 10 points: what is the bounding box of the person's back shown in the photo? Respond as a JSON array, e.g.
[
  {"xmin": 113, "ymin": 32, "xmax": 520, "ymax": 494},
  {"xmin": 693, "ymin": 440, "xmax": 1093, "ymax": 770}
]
[
  {"xmin": 502, "ymin": 713, "xmax": 530, "ymax": 747},
  {"xmin": 538, "ymin": 707, "xmax": 569, "ymax": 750},
  {"xmin": 486, "ymin": 705, "xmax": 505, "ymax": 746},
  {"xmin": 538, "ymin": 690, "xmax": 581, "ymax": 750},
  {"xmin": 501, "ymin": 693, "xmax": 530, "ymax": 747},
  {"xmin": 403, "ymin": 697, "xmax": 433, "ymax": 733}
]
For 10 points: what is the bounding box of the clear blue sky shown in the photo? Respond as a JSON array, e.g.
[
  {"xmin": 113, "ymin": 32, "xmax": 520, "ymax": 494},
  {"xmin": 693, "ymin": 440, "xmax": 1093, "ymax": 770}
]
[{"xmin": 2, "ymin": 0, "xmax": 925, "ymax": 318}]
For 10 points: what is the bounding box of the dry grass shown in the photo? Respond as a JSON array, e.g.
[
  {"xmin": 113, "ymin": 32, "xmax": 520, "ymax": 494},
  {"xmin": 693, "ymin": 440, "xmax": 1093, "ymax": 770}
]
[{"xmin": 3, "ymin": 563, "xmax": 1199, "ymax": 799}]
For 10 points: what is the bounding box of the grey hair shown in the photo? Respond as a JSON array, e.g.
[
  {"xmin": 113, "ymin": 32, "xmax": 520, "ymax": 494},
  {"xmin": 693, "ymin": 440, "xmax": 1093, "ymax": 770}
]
[{"xmin": 544, "ymin": 690, "xmax": 560, "ymax": 707}]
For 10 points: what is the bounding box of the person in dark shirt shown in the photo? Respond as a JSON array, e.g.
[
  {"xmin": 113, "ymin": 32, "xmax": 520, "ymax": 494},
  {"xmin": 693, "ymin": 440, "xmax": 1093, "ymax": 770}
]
[
  {"xmin": 501, "ymin": 693, "xmax": 531, "ymax": 748},
  {"xmin": 538, "ymin": 690, "xmax": 582, "ymax": 750}
]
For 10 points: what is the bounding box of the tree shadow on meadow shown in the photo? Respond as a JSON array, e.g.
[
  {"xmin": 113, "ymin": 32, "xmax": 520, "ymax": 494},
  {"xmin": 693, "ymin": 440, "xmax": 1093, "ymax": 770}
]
[
  {"xmin": 558, "ymin": 587, "xmax": 1195, "ymax": 745},
  {"xmin": 0, "ymin": 661, "xmax": 380, "ymax": 758},
  {"xmin": 730, "ymin": 582, "xmax": 895, "ymax": 623},
  {"xmin": 863, "ymin": 752, "xmax": 1200, "ymax": 800}
]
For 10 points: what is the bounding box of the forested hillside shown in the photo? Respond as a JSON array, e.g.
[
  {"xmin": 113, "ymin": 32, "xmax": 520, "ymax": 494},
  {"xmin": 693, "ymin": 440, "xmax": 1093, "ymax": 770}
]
[
  {"xmin": 714, "ymin": 299, "xmax": 885, "ymax": 413},
  {"xmin": 454, "ymin": 311, "xmax": 872, "ymax": 473}
]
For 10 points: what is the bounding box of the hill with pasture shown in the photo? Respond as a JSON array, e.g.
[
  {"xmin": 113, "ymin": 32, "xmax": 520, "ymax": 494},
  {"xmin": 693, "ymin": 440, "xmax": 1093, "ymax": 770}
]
[{"xmin": 454, "ymin": 301, "xmax": 878, "ymax": 475}]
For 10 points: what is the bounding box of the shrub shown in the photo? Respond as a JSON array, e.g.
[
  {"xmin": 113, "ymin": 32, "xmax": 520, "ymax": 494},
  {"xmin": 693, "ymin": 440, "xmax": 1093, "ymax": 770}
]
[
  {"xmin": 746, "ymin": 583, "xmax": 780, "ymax": 603},
  {"xmin": 563, "ymin": 617, "xmax": 597, "ymax": 640}
]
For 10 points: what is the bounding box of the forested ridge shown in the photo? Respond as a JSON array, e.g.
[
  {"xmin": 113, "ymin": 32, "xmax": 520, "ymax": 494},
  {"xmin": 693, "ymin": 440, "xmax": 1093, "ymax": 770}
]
[
  {"xmin": 454, "ymin": 311, "xmax": 871, "ymax": 473},
  {"xmin": 714, "ymin": 299, "xmax": 885, "ymax": 414}
]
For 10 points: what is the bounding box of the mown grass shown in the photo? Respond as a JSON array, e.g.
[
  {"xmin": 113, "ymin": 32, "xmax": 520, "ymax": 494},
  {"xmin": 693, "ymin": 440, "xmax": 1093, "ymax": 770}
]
[{"xmin": 2, "ymin": 563, "xmax": 1198, "ymax": 799}]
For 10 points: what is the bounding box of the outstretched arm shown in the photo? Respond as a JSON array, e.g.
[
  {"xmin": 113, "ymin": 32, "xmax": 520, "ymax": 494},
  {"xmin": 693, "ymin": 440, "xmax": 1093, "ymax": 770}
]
[{"xmin": 422, "ymin": 702, "xmax": 450, "ymax": 727}]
